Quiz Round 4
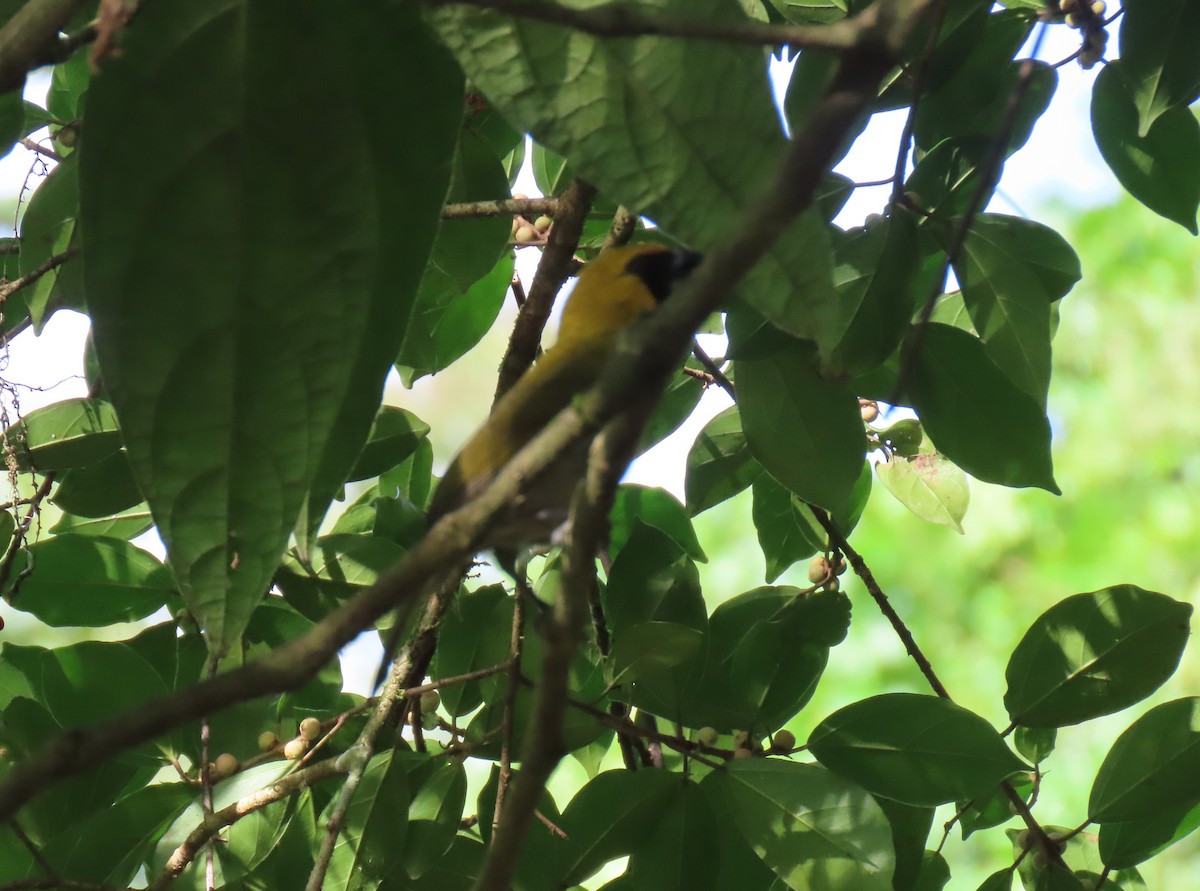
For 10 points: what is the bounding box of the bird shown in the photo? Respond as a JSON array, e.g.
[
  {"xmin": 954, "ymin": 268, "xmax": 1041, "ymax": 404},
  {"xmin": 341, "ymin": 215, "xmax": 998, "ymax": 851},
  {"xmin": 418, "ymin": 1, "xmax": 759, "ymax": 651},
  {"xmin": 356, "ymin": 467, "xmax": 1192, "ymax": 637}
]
[{"xmin": 426, "ymin": 242, "xmax": 702, "ymax": 555}]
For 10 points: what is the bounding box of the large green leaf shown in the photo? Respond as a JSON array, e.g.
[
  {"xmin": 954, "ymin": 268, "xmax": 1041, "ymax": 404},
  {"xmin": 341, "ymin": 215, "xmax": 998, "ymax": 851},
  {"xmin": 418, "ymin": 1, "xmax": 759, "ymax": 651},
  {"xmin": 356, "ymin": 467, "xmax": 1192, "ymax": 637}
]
[
  {"xmin": 684, "ymin": 406, "xmax": 762, "ymax": 516},
  {"xmin": 809, "ymin": 693, "xmax": 1027, "ymax": 807},
  {"xmin": 324, "ymin": 752, "xmax": 411, "ymax": 890},
  {"xmin": 827, "ymin": 212, "xmax": 921, "ymax": 377},
  {"xmin": 952, "ymin": 214, "xmax": 1081, "ymax": 405},
  {"xmin": 907, "ymin": 324, "xmax": 1058, "ymax": 493},
  {"xmin": 877, "ymin": 450, "xmax": 969, "ymax": 534},
  {"xmin": 396, "ymin": 127, "xmax": 513, "ymax": 386},
  {"xmin": 1118, "ymin": 0, "xmax": 1200, "ymax": 135},
  {"xmin": 558, "ymin": 769, "xmax": 683, "ymax": 887},
  {"xmin": 734, "ymin": 315, "xmax": 866, "ymax": 517},
  {"xmin": 80, "ymin": 1, "xmax": 463, "ymax": 653},
  {"xmin": 15, "ymin": 534, "xmax": 175, "ymax": 627},
  {"xmin": 2, "ymin": 397, "xmax": 121, "ymax": 472},
  {"xmin": 704, "ymin": 759, "xmax": 894, "ymax": 890},
  {"xmin": 430, "ymin": 0, "xmax": 841, "ymax": 352},
  {"xmin": 1004, "ymin": 585, "xmax": 1191, "ymax": 728},
  {"xmin": 17, "ymin": 153, "xmax": 81, "ymax": 332},
  {"xmin": 1089, "ymin": 698, "xmax": 1200, "ymax": 824},
  {"xmin": 1091, "ymin": 61, "xmax": 1200, "ymax": 235}
]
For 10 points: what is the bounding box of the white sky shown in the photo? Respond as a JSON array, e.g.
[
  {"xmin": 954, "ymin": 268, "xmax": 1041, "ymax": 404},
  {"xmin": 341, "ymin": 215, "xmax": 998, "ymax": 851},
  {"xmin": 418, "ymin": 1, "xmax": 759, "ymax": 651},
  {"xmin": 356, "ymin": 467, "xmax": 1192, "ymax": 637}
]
[{"xmin": 0, "ymin": 24, "xmax": 1117, "ymax": 692}]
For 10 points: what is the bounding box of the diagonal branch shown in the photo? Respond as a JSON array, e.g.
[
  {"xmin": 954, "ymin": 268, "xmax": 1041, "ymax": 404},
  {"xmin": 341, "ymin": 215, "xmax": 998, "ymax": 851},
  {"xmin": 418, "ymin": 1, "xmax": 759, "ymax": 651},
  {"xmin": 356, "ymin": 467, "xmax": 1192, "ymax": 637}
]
[
  {"xmin": 423, "ymin": 0, "xmax": 879, "ymax": 53},
  {"xmin": 0, "ymin": 0, "xmax": 87, "ymax": 96}
]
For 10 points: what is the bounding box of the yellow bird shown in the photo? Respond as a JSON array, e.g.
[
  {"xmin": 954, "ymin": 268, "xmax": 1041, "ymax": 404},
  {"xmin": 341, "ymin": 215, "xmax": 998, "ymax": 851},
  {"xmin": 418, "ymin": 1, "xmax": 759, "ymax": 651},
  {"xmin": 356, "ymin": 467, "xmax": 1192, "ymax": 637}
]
[{"xmin": 427, "ymin": 242, "xmax": 701, "ymax": 551}]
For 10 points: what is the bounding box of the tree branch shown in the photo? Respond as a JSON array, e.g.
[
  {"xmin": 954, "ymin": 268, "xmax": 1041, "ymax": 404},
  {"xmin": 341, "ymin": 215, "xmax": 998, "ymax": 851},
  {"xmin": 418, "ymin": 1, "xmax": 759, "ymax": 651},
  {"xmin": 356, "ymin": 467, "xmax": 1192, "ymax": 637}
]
[
  {"xmin": 147, "ymin": 760, "xmax": 344, "ymax": 891},
  {"xmin": 0, "ymin": 0, "xmax": 87, "ymax": 96},
  {"xmin": 0, "ymin": 247, "xmax": 78, "ymax": 304},
  {"xmin": 422, "ymin": 0, "xmax": 876, "ymax": 53},
  {"xmin": 493, "ymin": 177, "xmax": 597, "ymax": 403},
  {"xmin": 442, "ymin": 197, "xmax": 558, "ymax": 219}
]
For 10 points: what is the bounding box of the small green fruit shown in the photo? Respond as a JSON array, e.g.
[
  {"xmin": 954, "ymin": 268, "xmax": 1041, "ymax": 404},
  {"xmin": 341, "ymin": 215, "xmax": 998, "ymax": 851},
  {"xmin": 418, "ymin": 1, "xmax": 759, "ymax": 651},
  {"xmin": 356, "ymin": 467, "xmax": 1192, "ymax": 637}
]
[
  {"xmin": 533, "ymin": 215, "xmax": 553, "ymax": 233},
  {"xmin": 257, "ymin": 731, "xmax": 279, "ymax": 752},
  {"xmin": 807, "ymin": 556, "xmax": 828, "ymax": 584},
  {"xmin": 515, "ymin": 225, "xmax": 537, "ymax": 244},
  {"xmin": 213, "ymin": 752, "xmax": 239, "ymax": 780},
  {"xmin": 283, "ymin": 737, "xmax": 308, "ymax": 760},
  {"xmin": 299, "ymin": 717, "xmax": 322, "ymax": 741},
  {"xmin": 419, "ymin": 690, "xmax": 442, "ymax": 714},
  {"xmin": 770, "ymin": 730, "xmax": 796, "ymax": 753},
  {"xmin": 696, "ymin": 726, "xmax": 719, "ymax": 747}
]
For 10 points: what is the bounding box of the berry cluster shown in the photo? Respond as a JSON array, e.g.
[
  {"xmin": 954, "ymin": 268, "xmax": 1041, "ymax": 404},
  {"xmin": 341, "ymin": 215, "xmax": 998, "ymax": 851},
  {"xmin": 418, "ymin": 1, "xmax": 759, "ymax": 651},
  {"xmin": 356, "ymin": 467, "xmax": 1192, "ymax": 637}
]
[{"xmin": 1060, "ymin": 0, "xmax": 1109, "ymax": 69}]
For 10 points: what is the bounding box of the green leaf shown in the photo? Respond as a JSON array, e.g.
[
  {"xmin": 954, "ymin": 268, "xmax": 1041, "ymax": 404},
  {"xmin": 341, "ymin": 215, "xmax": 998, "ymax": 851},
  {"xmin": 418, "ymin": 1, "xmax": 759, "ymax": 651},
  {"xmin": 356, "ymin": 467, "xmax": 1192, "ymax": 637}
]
[
  {"xmin": 604, "ymin": 523, "xmax": 707, "ymax": 716},
  {"xmin": 609, "ymin": 485, "xmax": 706, "ymax": 564},
  {"xmin": 873, "ymin": 796, "xmax": 935, "ymax": 891},
  {"xmin": 428, "ymin": 583, "xmax": 507, "ymax": 717},
  {"xmin": 685, "ymin": 406, "xmax": 762, "ymax": 516},
  {"xmin": 975, "ymin": 869, "xmax": 1013, "ymax": 891},
  {"xmin": 1091, "ymin": 61, "xmax": 1200, "ymax": 235},
  {"xmin": 607, "ymin": 620, "xmax": 705, "ymax": 686},
  {"xmin": 430, "ymin": 0, "xmax": 842, "ymax": 351},
  {"xmin": 80, "ymin": 1, "xmax": 463, "ymax": 654},
  {"xmin": 952, "ymin": 214, "xmax": 1081, "ymax": 404},
  {"xmin": 1004, "ymin": 585, "xmax": 1191, "ymax": 728},
  {"xmin": 397, "ymin": 252, "xmax": 512, "ymax": 388},
  {"xmin": 50, "ymin": 504, "xmax": 154, "ymax": 540},
  {"xmin": 877, "ymin": 451, "xmax": 969, "ymax": 533},
  {"xmin": 621, "ymin": 781, "xmax": 722, "ymax": 889},
  {"xmin": 750, "ymin": 472, "xmax": 823, "ymax": 582},
  {"xmin": 809, "ymin": 693, "xmax": 1027, "ymax": 806},
  {"xmin": 827, "ymin": 212, "xmax": 921, "ymax": 377},
  {"xmin": 2, "ymin": 397, "xmax": 121, "ymax": 472},
  {"xmin": 1099, "ymin": 798, "xmax": 1200, "ymax": 869},
  {"xmin": 51, "ymin": 450, "xmax": 142, "ymax": 517},
  {"xmin": 1089, "ymin": 697, "xmax": 1200, "ymax": 823},
  {"xmin": 702, "ymin": 586, "xmax": 848, "ymax": 731},
  {"xmin": 905, "ymin": 137, "xmax": 993, "ymax": 218},
  {"xmin": 957, "ymin": 771, "xmax": 1034, "ymax": 839},
  {"xmin": 42, "ymin": 783, "xmax": 193, "ymax": 886},
  {"xmin": 0, "ymin": 92, "xmax": 23, "ymax": 156},
  {"xmin": 907, "ymin": 324, "xmax": 1058, "ymax": 493},
  {"xmin": 1014, "ymin": 726, "xmax": 1057, "ymax": 764},
  {"xmin": 704, "ymin": 759, "xmax": 894, "ymax": 890},
  {"xmin": 1118, "ymin": 0, "xmax": 1200, "ymax": 134},
  {"xmin": 347, "ymin": 406, "xmax": 432, "ymax": 482},
  {"xmin": 152, "ymin": 762, "xmax": 295, "ymax": 888},
  {"xmin": 18, "ymin": 153, "xmax": 81, "ymax": 333},
  {"xmin": 637, "ymin": 364, "xmax": 705, "ymax": 454},
  {"xmin": 558, "ymin": 769, "xmax": 681, "ymax": 886},
  {"xmin": 401, "ymin": 755, "xmax": 467, "ymax": 881},
  {"xmin": 734, "ymin": 318, "xmax": 865, "ymax": 517},
  {"xmin": 397, "ymin": 127, "xmax": 513, "ymax": 386},
  {"xmin": 16, "ymin": 535, "xmax": 174, "ymax": 627},
  {"xmin": 325, "ymin": 751, "xmax": 410, "ymax": 890}
]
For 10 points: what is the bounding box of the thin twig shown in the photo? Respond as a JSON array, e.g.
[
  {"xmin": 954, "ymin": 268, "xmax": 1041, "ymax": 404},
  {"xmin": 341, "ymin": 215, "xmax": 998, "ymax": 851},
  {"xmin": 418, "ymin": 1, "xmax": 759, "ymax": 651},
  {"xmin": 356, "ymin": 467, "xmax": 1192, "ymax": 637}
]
[
  {"xmin": 443, "ymin": 197, "xmax": 558, "ymax": 219},
  {"xmin": 601, "ymin": 206, "xmax": 638, "ymax": 250},
  {"xmin": 492, "ymin": 594, "xmax": 525, "ymax": 832},
  {"xmin": 0, "ymin": 472, "xmax": 53, "ymax": 600},
  {"xmin": 811, "ymin": 507, "xmax": 950, "ymax": 698},
  {"xmin": 0, "ymin": 247, "xmax": 78, "ymax": 304},
  {"xmin": 18, "ymin": 138, "xmax": 62, "ymax": 164},
  {"xmin": 200, "ymin": 658, "xmax": 218, "ymax": 891},
  {"xmin": 690, "ymin": 340, "xmax": 734, "ymax": 398},
  {"xmin": 889, "ymin": 0, "xmax": 955, "ymax": 202}
]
